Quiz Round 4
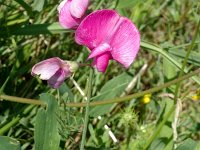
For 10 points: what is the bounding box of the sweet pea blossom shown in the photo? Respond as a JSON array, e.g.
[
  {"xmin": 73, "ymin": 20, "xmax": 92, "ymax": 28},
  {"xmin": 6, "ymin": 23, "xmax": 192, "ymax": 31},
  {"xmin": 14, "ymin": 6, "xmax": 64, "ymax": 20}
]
[
  {"xmin": 75, "ymin": 10, "xmax": 140, "ymax": 73},
  {"xmin": 58, "ymin": 0, "xmax": 89, "ymax": 29},
  {"xmin": 31, "ymin": 57, "xmax": 78, "ymax": 88}
]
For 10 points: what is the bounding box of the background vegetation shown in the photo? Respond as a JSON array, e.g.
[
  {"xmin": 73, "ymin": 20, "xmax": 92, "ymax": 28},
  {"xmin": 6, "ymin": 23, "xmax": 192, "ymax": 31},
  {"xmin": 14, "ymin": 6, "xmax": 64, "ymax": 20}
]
[{"xmin": 0, "ymin": 0, "xmax": 200, "ymax": 149}]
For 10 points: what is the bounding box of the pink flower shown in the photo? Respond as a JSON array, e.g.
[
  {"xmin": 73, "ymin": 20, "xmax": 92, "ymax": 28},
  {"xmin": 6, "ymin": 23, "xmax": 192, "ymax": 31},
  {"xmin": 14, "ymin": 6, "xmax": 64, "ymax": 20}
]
[
  {"xmin": 75, "ymin": 10, "xmax": 140, "ymax": 73},
  {"xmin": 31, "ymin": 57, "xmax": 78, "ymax": 88},
  {"xmin": 58, "ymin": 0, "xmax": 89, "ymax": 29}
]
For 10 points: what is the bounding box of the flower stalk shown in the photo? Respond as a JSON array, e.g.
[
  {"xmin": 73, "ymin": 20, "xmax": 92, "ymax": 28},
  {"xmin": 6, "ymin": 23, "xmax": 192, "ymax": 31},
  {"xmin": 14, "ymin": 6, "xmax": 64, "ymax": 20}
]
[{"xmin": 80, "ymin": 68, "xmax": 93, "ymax": 150}]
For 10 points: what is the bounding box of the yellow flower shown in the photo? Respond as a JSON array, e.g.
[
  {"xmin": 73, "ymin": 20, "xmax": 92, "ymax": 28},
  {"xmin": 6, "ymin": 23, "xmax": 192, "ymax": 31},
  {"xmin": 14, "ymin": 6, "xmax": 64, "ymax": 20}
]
[
  {"xmin": 192, "ymin": 95, "xmax": 200, "ymax": 101},
  {"xmin": 192, "ymin": 90, "xmax": 200, "ymax": 101},
  {"xmin": 142, "ymin": 94, "xmax": 151, "ymax": 104}
]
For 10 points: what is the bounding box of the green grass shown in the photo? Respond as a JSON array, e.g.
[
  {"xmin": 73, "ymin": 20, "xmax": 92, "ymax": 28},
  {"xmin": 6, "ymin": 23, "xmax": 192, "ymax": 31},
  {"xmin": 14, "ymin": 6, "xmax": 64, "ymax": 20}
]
[{"xmin": 0, "ymin": 0, "xmax": 200, "ymax": 149}]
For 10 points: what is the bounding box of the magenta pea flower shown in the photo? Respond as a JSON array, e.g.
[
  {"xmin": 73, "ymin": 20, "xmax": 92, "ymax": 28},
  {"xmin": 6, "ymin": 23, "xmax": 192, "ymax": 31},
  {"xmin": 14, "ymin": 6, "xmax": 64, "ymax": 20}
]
[
  {"xmin": 58, "ymin": 0, "xmax": 89, "ymax": 29},
  {"xmin": 75, "ymin": 10, "xmax": 140, "ymax": 73},
  {"xmin": 31, "ymin": 57, "xmax": 79, "ymax": 88}
]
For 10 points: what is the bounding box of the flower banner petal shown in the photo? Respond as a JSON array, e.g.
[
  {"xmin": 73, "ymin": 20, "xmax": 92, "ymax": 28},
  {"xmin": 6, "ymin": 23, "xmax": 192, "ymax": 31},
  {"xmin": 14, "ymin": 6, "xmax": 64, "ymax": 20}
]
[
  {"xmin": 70, "ymin": 0, "xmax": 89, "ymax": 18},
  {"xmin": 75, "ymin": 10, "xmax": 120, "ymax": 49},
  {"xmin": 59, "ymin": 0, "xmax": 80, "ymax": 29},
  {"xmin": 31, "ymin": 57, "xmax": 62, "ymax": 80},
  {"xmin": 110, "ymin": 18, "xmax": 140, "ymax": 68}
]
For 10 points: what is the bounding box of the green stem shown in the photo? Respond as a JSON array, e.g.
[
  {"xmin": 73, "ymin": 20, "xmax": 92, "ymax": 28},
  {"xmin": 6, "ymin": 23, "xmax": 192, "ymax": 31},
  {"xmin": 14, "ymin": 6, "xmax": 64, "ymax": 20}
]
[
  {"xmin": 0, "ymin": 95, "xmax": 45, "ymax": 106},
  {"xmin": 0, "ymin": 76, "xmax": 10, "ymax": 94},
  {"xmin": 144, "ymin": 20, "xmax": 200, "ymax": 150},
  {"xmin": 173, "ymin": 19, "xmax": 200, "ymax": 148},
  {"xmin": 0, "ymin": 68, "xmax": 199, "ymax": 107},
  {"xmin": 80, "ymin": 69, "xmax": 93, "ymax": 150},
  {"xmin": 143, "ymin": 105, "xmax": 175, "ymax": 150},
  {"xmin": 65, "ymin": 68, "xmax": 199, "ymax": 107},
  {"xmin": 174, "ymin": 20, "xmax": 200, "ymax": 101},
  {"xmin": 0, "ymin": 117, "xmax": 20, "ymax": 135},
  {"xmin": 114, "ymin": 0, "xmax": 120, "ymax": 9}
]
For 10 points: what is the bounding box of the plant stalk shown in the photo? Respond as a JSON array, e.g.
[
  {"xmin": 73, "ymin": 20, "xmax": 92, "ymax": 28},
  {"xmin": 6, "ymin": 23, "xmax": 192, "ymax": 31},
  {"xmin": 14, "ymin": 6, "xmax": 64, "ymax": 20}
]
[
  {"xmin": 80, "ymin": 68, "xmax": 93, "ymax": 150},
  {"xmin": 0, "ymin": 68, "xmax": 199, "ymax": 107},
  {"xmin": 144, "ymin": 20, "xmax": 200, "ymax": 150},
  {"xmin": 174, "ymin": 20, "xmax": 200, "ymax": 102}
]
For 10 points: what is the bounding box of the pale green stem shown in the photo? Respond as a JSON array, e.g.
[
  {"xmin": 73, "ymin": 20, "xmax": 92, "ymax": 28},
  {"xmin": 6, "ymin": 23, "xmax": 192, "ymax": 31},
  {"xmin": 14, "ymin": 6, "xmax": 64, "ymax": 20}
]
[
  {"xmin": 80, "ymin": 69, "xmax": 93, "ymax": 150},
  {"xmin": 0, "ymin": 68, "xmax": 199, "ymax": 107},
  {"xmin": 0, "ymin": 95, "xmax": 45, "ymax": 106}
]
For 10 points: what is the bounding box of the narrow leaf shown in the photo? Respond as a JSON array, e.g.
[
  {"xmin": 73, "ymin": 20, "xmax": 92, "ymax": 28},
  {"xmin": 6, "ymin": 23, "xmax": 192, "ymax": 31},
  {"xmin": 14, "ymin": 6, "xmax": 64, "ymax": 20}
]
[
  {"xmin": 34, "ymin": 93, "xmax": 60, "ymax": 150},
  {"xmin": 168, "ymin": 49, "xmax": 200, "ymax": 66},
  {"xmin": 1, "ymin": 22, "xmax": 72, "ymax": 35},
  {"xmin": 149, "ymin": 138, "xmax": 167, "ymax": 150},
  {"xmin": 14, "ymin": 0, "xmax": 33, "ymax": 16},
  {"xmin": 141, "ymin": 41, "xmax": 200, "ymax": 84}
]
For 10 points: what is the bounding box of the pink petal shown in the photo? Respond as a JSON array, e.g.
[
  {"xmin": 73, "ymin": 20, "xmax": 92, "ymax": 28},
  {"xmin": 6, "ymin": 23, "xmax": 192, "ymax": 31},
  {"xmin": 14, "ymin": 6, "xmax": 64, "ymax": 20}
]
[
  {"xmin": 88, "ymin": 43, "xmax": 111, "ymax": 59},
  {"xmin": 57, "ymin": 0, "xmax": 68, "ymax": 13},
  {"xmin": 31, "ymin": 57, "xmax": 62, "ymax": 80},
  {"xmin": 110, "ymin": 17, "xmax": 140, "ymax": 68},
  {"xmin": 70, "ymin": 0, "xmax": 89, "ymax": 18},
  {"xmin": 58, "ymin": 0, "xmax": 80, "ymax": 29},
  {"xmin": 75, "ymin": 10, "xmax": 120, "ymax": 50},
  {"xmin": 93, "ymin": 52, "xmax": 111, "ymax": 73},
  {"xmin": 48, "ymin": 68, "xmax": 71, "ymax": 88}
]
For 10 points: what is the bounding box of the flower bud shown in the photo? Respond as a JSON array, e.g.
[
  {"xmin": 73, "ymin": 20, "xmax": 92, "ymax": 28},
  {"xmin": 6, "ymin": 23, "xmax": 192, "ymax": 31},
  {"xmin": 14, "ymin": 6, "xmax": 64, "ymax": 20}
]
[
  {"xmin": 31, "ymin": 57, "xmax": 79, "ymax": 88},
  {"xmin": 58, "ymin": 0, "xmax": 89, "ymax": 29},
  {"xmin": 142, "ymin": 94, "xmax": 151, "ymax": 104}
]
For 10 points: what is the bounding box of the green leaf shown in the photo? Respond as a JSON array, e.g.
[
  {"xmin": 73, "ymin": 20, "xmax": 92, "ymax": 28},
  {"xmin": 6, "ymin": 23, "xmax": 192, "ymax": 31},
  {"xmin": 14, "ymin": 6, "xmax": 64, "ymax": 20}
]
[
  {"xmin": 150, "ymin": 58, "xmax": 175, "ymax": 150},
  {"xmin": 1, "ymin": 22, "xmax": 72, "ymax": 36},
  {"xmin": 59, "ymin": 83, "xmax": 74, "ymax": 101},
  {"xmin": 195, "ymin": 141, "xmax": 200, "ymax": 150},
  {"xmin": 157, "ymin": 61, "xmax": 174, "ymax": 148},
  {"xmin": 156, "ymin": 100, "xmax": 173, "ymax": 150},
  {"xmin": 89, "ymin": 73, "xmax": 132, "ymax": 117},
  {"xmin": 0, "ymin": 136, "xmax": 21, "ymax": 150},
  {"xmin": 176, "ymin": 138, "xmax": 197, "ymax": 150},
  {"xmin": 168, "ymin": 49, "xmax": 200, "ymax": 66},
  {"xmin": 141, "ymin": 41, "xmax": 200, "ymax": 84},
  {"xmin": 34, "ymin": 93, "xmax": 60, "ymax": 150},
  {"xmin": 148, "ymin": 138, "xmax": 167, "ymax": 150},
  {"xmin": 32, "ymin": 0, "xmax": 46, "ymax": 12}
]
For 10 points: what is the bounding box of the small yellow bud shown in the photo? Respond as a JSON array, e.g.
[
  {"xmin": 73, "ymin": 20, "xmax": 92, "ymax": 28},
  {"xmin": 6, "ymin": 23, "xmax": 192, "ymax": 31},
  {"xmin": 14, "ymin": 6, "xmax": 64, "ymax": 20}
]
[
  {"xmin": 192, "ymin": 90, "xmax": 200, "ymax": 101},
  {"xmin": 192, "ymin": 95, "xmax": 200, "ymax": 101},
  {"xmin": 142, "ymin": 94, "xmax": 151, "ymax": 104}
]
